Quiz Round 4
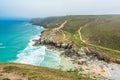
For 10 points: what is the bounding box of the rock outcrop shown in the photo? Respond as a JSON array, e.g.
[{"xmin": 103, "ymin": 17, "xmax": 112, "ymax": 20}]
[
  {"xmin": 33, "ymin": 29, "xmax": 120, "ymax": 64},
  {"xmin": 32, "ymin": 18, "xmax": 120, "ymax": 64},
  {"xmin": 81, "ymin": 47, "xmax": 120, "ymax": 64}
]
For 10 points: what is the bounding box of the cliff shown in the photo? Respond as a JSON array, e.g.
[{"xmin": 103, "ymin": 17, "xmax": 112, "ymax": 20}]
[
  {"xmin": 33, "ymin": 26, "xmax": 120, "ymax": 64},
  {"xmin": 31, "ymin": 15, "xmax": 120, "ymax": 64}
]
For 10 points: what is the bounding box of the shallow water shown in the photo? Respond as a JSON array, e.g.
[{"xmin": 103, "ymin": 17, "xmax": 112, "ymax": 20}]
[{"xmin": 0, "ymin": 19, "xmax": 61, "ymax": 68}]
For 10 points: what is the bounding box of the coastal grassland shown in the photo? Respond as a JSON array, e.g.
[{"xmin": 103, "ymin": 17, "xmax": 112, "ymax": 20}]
[
  {"xmin": 31, "ymin": 15, "xmax": 120, "ymax": 58},
  {"xmin": 61, "ymin": 18, "xmax": 88, "ymax": 34},
  {"xmin": 96, "ymin": 48, "xmax": 120, "ymax": 58},
  {"xmin": 65, "ymin": 31, "xmax": 86, "ymax": 47},
  {"xmin": 59, "ymin": 16, "xmax": 95, "ymax": 47},
  {"xmin": 81, "ymin": 16, "xmax": 120, "ymax": 51},
  {"xmin": 0, "ymin": 63, "xmax": 96, "ymax": 80},
  {"xmin": 46, "ymin": 16, "xmax": 120, "ymax": 51},
  {"xmin": 80, "ymin": 16, "xmax": 120, "ymax": 58}
]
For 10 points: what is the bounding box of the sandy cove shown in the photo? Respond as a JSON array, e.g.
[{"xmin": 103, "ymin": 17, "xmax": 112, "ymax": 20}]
[{"xmin": 32, "ymin": 21, "xmax": 120, "ymax": 80}]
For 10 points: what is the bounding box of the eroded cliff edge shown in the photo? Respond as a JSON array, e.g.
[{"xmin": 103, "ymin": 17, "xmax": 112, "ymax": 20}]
[
  {"xmin": 30, "ymin": 16, "xmax": 120, "ymax": 80},
  {"xmin": 31, "ymin": 16, "xmax": 120, "ymax": 64},
  {"xmin": 33, "ymin": 27, "xmax": 120, "ymax": 64}
]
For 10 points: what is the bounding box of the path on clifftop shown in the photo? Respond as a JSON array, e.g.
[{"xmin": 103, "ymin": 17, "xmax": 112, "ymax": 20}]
[
  {"xmin": 54, "ymin": 20, "xmax": 67, "ymax": 30},
  {"xmin": 78, "ymin": 24, "xmax": 120, "ymax": 53},
  {"xmin": 54, "ymin": 20, "xmax": 67, "ymax": 40}
]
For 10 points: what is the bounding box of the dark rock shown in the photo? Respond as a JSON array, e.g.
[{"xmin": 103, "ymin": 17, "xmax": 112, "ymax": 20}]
[{"xmin": 34, "ymin": 31, "xmax": 120, "ymax": 64}]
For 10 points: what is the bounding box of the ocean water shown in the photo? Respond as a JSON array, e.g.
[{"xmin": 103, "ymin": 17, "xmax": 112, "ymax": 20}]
[{"xmin": 0, "ymin": 19, "xmax": 60, "ymax": 68}]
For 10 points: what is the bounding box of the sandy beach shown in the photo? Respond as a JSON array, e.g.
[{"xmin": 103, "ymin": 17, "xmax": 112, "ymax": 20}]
[{"xmin": 58, "ymin": 53, "xmax": 120, "ymax": 80}]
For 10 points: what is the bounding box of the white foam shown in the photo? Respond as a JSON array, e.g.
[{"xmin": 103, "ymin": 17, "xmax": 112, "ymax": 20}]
[
  {"xmin": 15, "ymin": 36, "xmax": 61, "ymax": 67},
  {"xmin": 14, "ymin": 34, "xmax": 46, "ymax": 65},
  {"xmin": 33, "ymin": 35, "xmax": 40, "ymax": 40},
  {"xmin": 36, "ymin": 26, "xmax": 42, "ymax": 30},
  {"xmin": 15, "ymin": 46, "xmax": 46, "ymax": 65},
  {"xmin": 14, "ymin": 26, "xmax": 61, "ymax": 67}
]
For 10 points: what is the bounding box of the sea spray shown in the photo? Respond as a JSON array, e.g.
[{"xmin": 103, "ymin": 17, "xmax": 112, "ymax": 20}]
[
  {"xmin": 0, "ymin": 20, "xmax": 45, "ymax": 62},
  {"xmin": 14, "ymin": 27, "xmax": 61, "ymax": 68},
  {"xmin": 0, "ymin": 20, "xmax": 61, "ymax": 68},
  {"xmin": 15, "ymin": 35, "xmax": 61, "ymax": 68}
]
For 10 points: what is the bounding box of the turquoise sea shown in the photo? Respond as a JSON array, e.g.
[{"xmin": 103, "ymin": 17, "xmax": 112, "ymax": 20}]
[{"xmin": 0, "ymin": 19, "xmax": 60, "ymax": 68}]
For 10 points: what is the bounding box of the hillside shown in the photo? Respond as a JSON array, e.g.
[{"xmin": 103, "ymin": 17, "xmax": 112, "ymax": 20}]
[
  {"xmin": 0, "ymin": 63, "xmax": 95, "ymax": 80},
  {"xmin": 31, "ymin": 15, "xmax": 120, "ymax": 62}
]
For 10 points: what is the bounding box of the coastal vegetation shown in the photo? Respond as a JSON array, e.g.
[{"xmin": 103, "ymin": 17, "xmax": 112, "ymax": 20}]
[
  {"xmin": 1, "ymin": 15, "xmax": 120, "ymax": 80},
  {"xmin": 0, "ymin": 63, "xmax": 96, "ymax": 80},
  {"xmin": 31, "ymin": 15, "xmax": 120, "ymax": 59}
]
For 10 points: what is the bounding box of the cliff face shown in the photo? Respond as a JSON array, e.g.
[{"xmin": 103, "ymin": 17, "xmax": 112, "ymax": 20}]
[
  {"xmin": 31, "ymin": 16, "xmax": 120, "ymax": 64},
  {"xmin": 33, "ymin": 30, "xmax": 80, "ymax": 57},
  {"xmin": 33, "ymin": 28, "xmax": 120, "ymax": 64},
  {"xmin": 30, "ymin": 17, "xmax": 64, "ymax": 28},
  {"xmin": 81, "ymin": 47, "xmax": 120, "ymax": 64}
]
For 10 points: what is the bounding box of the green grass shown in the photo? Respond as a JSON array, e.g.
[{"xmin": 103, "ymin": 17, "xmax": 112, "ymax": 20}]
[
  {"xmin": 61, "ymin": 19, "xmax": 88, "ymax": 34},
  {"xmin": 2, "ymin": 78, "xmax": 11, "ymax": 80},
  {"xmin": 81, "ymin": 16, "xmax": 120, "ymax": 51},
  {"xmin": 96, "ymin": 48, "xmax": 120, "ymax": 58},
  {"xmin": 32, "ymin": 15, "xmax": 120, "ymax": 58},
  {"xmin": 0, "ymin": 63, "xmax": 95, "ymax": 80},
  {"xmin": 65, "ymin": 32, "xmax": 82, "ymax": 47}
]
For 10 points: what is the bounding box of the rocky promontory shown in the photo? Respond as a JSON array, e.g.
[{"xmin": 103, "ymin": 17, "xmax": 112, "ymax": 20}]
[
  {"xmin": 30, "ymin": 16, "xmax": 120, "ymax": 80},
  {"xmin": 33, "ymin": 27, "xmax": 120, "ymax": 64},
  {"xmin": 30, "ymin": 16, "xmax": 120, "ymax": 64}
]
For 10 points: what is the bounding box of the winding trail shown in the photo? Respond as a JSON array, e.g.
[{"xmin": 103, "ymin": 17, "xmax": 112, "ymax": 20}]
[
  {"xmin": 54, "ymin": 20, "xmax": 67, "ymax": 30},
  {"xmin": 54, "ymin": 20, "xmax": 67, "ymax": 40},
  {"xmin": 54, "ymin": 20, "xmax": 120, "ymax": 53},
  {"xmin": 78, "ymin": 24, "xmax": 120, "ymax": 53}
]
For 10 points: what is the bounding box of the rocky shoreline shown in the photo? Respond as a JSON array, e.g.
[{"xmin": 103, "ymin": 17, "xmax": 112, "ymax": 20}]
[
  {"xmin": 31, "ymin": 26, "xmax": 120, "ymax": 80},
  {"xmin": 32, "ymin": 31, "xmax": 111, "ymax": 79},
  {"xmin": 33, "ymin": 30, "xmax": 120, "ymax": 64},
  {"xmin": 31, "ymin": 17, "xmax": 120, "ymax": 80}
]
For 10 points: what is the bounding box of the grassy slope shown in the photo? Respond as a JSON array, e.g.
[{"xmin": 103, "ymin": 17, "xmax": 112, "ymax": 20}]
[
  {"xmin": 81, "ymin": 16, "xmax": 120, "ymax": 50},
  {"xmin": 80, "ymin": 16, "xmax": 120, "ymax": 58},
  {"xmin": 33, "ymin": 15, "xmax": 120, "ymax": 58},
  {"xmin": 0, "ymin": 63, "xmax": 94, "ymax": 80}
]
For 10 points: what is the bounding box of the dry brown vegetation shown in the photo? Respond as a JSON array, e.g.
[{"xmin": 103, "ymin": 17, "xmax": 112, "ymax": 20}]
[{"xmin": 0, "ymin": 63, "xmax": 95, "ymax": 80}]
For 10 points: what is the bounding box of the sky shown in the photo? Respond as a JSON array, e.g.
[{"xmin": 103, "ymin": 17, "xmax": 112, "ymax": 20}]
[{"xmin": 0, "ymin": 0, "xmax": 120, "ymax": 18}]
